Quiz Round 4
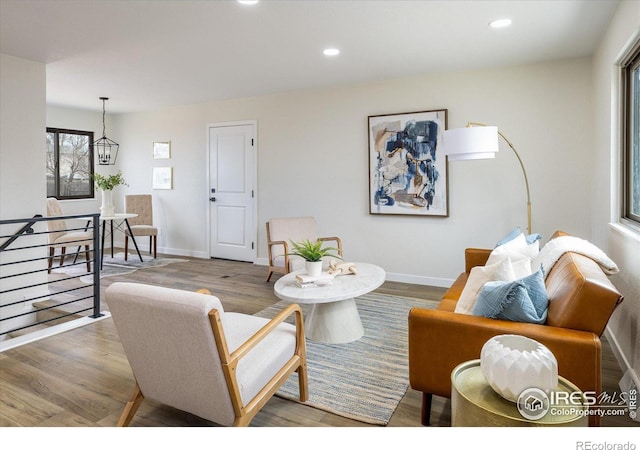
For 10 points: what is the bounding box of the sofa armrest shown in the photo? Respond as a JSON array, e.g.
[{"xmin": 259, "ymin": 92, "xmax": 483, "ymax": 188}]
[
  {"xmin": 464, "ymin": 248, "xmax": 491, "ymax": 273},
  {"xmin": 408, "ymin": 308, "xmax": 601, "ymax": 400}
]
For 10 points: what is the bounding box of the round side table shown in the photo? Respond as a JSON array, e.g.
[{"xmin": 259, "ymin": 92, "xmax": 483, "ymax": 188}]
[{"xmin": 451, "ymin": 360, "xmax": 588, "ymax": 427}]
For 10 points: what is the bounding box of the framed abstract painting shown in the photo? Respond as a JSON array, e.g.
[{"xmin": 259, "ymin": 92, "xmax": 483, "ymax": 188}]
[{"xmin": 368, "ymin": 109, "xmax": 448, "ymax": 216}]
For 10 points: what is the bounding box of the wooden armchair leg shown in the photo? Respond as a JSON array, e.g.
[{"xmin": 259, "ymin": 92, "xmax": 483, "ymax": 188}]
[
  {"xmin": 59, "ymin": 247, "xmax": 66, "ymax": 267},
  {"xmin": 297, "ymin": 363, "xmax": 309, "ymax": 402},
  {"xmin": 117, "ymin": 383, "xmax": 145, "ymax": 427},
  {"xmin": 48, "ymin": 247, "xmax": 55, "ymax": 274}
]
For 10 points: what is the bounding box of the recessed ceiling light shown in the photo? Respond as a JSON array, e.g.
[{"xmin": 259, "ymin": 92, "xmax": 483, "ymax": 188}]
[
  {"xmin": 238, "ymin": 0, "xmax": 259, "ymax": 5},
  {"xmin": 489, "ymin": 18, "xmax": 512, "ymax": 28},
  {"xmin": 323, "ymin": 48, "xmax": 340, "ymax": 56}
]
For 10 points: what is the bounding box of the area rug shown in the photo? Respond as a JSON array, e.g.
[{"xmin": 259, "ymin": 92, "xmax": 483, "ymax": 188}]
[
  {"xmin": 51, "ymin": 252, "xmax": 188, "ymax": 282},
  {"xmin": 254, "ymin": 292, "xmax": 439, "ymax": 425}
]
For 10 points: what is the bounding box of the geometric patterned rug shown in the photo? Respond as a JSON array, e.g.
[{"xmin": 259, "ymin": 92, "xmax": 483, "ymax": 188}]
[{"xmin": 255, "ymin": 293, "xmax": 439, "ymax": 425}]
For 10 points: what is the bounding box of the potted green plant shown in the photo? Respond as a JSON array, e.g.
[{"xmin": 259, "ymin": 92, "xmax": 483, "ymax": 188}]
[
  {"xmin": 93, "ymin": 171, "xmax": 127, "ymax": 217},
  {"xmin": 287, "ymin": 239, "xmax": 342, "ymax": 277}
]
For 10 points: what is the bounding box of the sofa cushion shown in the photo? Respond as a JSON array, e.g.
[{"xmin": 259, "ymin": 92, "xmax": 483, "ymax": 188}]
[
  {"xmin": 443, "ymin": 273, "xmax": 468, "ymax": 301},
  {"xmin": 454, "ymin": 256, "xmax": 533, "ymax": 315},
  {"xmin": 472, "ymin": 269, "xmax": 549, "ymax": 324}
]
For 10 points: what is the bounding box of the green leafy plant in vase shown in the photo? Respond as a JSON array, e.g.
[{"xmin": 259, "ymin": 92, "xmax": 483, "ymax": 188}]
[
  {"xmin": 287, "ymin": 239, "xmax": 342, "ymax": 277},
  {"xmin": 92, "ymin": 171, "xmax": 128, "ymax": 217}
]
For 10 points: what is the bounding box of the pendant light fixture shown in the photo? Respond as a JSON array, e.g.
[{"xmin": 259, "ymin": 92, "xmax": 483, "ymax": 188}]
[{"xmin": 94, "ymin": 97, "xmax": 119, "ymax": 165}]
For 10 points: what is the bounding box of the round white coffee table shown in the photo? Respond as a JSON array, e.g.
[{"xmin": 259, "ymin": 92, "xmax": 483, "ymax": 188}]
[{"xmin": 273, "ymin": 262, "xmax": 385, "ymax": 344}]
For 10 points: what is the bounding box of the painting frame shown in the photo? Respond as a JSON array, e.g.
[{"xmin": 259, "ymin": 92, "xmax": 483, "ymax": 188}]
[
  {"xmin": 153, "ymin": 141, "xmax": 171, "ymax": 159},
  {"xmin": 152, "ymin": 167, "xmax": 173, "ymax": 190},
  {"xmin": 368, "ymin": 109, "xmax": 448, "ymax": 217}
]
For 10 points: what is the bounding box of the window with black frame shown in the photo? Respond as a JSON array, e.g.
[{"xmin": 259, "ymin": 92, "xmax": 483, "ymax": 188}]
[
  {"xmin": 622, "ymin": 42, "xmax": 640, "ymax": 227},
  {"xmin": 46, "ymin": 128, "xmax": 94, "ymax": 200}
]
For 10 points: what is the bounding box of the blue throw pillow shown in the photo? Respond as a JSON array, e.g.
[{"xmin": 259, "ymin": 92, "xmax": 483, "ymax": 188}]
[
  {"xmin": 472, "ymin": 269, "xmax": 549, "ymax": 324},
  {"xmin": 525, "ymin": 233, "xmax": 543, "ymax": 245},
  {"xmin": 495, "ymin": 227, "xmax": 542, "ymax": 247},
  {"xmin": 495, "ymin": 227, "xmax": 521, "ymax": 247}
]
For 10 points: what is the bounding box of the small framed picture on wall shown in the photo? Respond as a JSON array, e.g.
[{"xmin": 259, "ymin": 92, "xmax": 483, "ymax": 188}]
[
  {"xmin": 152, "ymin": 167, "xmax": 173, "ymax": 190},
  {"xmin": 153, "ymin": 141, "xmax": 171, "ymax": 159}
]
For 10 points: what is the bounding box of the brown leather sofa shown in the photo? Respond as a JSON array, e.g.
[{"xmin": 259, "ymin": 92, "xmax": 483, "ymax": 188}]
[{"xmin": 408, "ymin": 231, "xmax": 624, "ymax": 427}]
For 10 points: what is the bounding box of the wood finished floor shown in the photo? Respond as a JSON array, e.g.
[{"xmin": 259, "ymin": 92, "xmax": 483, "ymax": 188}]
[{"xmin": 0, "ymin": 254, "xmax": 636, "ymax": 428}]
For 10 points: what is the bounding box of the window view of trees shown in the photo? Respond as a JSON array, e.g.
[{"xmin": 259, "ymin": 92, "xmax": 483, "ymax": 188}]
[{"xmin": 46, "ymin": 128, "xmax": 94, "ymax": 200}]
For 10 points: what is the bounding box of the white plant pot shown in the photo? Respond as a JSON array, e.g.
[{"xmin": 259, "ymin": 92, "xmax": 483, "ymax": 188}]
[
  {"xmin": 100, "ymin": 190, "xmax": 115, "ymax": 217},
  {"xmin": 305, "ymin": 260, "xmax": 323, "ymax": 277},
  {"xmin": 480, "ymin": 334, "xmax": 558, "ymax": 402}
]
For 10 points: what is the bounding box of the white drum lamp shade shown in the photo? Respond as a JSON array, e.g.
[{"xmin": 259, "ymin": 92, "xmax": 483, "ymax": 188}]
[{"xmin": 441, "ymin": 126, "xmax": 499, "ymax": 161}]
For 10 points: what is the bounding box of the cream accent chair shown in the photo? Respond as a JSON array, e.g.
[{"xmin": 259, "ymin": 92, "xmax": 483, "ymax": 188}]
[
  {"xmin": 106, "ymin": 282, "xmax": 308, "ymax": 427},
  {"xmin": 265, "ymin": 216, "xmax": 343, "ymax": 282},
  {"xmin": 46, "ymin": 197, "xmax": 93, "ymax": 274},
  {"xmin": 124, "ymin": 194, "xmax": 158, "ymax": 260}
]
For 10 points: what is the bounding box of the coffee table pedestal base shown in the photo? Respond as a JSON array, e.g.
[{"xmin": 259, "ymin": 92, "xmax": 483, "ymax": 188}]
[{"xmin": 306, "ymin": 298, "xmax": 364, "ymax": 344}]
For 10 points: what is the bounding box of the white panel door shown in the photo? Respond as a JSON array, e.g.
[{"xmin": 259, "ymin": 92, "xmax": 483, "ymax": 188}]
[{"xmin": 208, "ymin": 123, "xmax": 256, "ymax": 262}]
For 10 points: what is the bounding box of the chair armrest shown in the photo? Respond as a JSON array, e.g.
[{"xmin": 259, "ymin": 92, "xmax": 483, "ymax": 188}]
[
  {"xmin": 267, "ymin": 239, "xmax": 290, "ymax": 268},
  {"xmin": 228, "ymin": 304, "xmax": 305, "ymax": 363},
  {"xmin": 200, "ymin": 288, "xmax": 305, "ymax": 362},
  {"xmin": 408, "ymin": 308, "xmax": 601, "ymax": 398},
  {"xmin": 465, "ymin": 248, "xmax": 491, "ymax": 273},
  {"xmin": 318, "ymin": 236, "xmax": 343, "ymax": 256}
]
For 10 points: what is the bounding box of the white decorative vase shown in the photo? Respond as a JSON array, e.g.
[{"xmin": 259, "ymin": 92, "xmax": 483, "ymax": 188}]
[
  {"xmin": 305, "ymin": 260, "xmax": 323, "ymax": 277},
  {"xmin": 480, "ymin": 334, "xmax": 558, "ymax": 402},
  {"xmin": 100, "ymin": 189, "xmax": 115, "ymax": 217}
]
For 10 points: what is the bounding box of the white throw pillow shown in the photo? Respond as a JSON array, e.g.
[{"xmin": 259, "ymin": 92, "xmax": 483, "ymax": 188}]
[
  {"xmin": 455, "ymin": 258, "xmax": 517, "ymax": 315},
  {"xmin": 511, "ymin": 257, "xmax": 534, "ymax": 279},
  {"xmin": 486, "ymin": 232, "xmax": 539, "ymax": 267}
]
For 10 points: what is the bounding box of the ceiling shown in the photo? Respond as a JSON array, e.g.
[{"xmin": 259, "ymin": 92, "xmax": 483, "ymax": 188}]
[{"xmin": 0, "ymin": 0, "xmax": 620, "ymax": 114}]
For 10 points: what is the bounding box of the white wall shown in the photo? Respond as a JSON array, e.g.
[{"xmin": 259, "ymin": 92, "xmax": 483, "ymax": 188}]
[
  {"xmin": 592, "ymin": 0, "xmax": 640, "ymax": 382},
  {"xmin": 112, "ymin": 57, "xmax": 594, "ymax": 285},
  {"xmin": 1, "ymin": 54, "xmax": 46, "ymax": 219},
  {"xmin": 0, "ymin": 54, "xmax": 47, "ymax": 335}
]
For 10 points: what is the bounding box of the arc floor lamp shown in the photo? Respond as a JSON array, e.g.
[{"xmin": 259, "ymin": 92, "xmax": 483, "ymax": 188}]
[{"xmin": 442, "ymin": 122, "xmax": 532, "ymax": 234}]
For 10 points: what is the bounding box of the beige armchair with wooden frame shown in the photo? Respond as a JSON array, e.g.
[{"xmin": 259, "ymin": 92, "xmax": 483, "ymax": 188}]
[
  {"xmin": 106, "ymin": 282, "xmax": 308, "ymax": 427},
  {"xmin": 266, "ymin": 216, "xmax": 343, "ymax": 282}
]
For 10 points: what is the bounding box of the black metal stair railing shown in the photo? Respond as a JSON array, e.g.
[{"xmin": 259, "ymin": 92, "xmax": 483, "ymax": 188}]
[
  {"xmin": 0, "ymin": 213, "xmax": 102, "ymax": 339},
  {"xmin": 0, "ymin": 214, "xmax": 42, "ymax": 252}
]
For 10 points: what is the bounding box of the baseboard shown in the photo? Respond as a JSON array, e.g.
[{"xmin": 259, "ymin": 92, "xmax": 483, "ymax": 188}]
[
  {"xmin": 385, "ymin": 272, "xmax": 453, "ymax": 288},
  {"xmin": 253, "ymin": 258, "xmax": 454, "ymax": 287},
  {"xmin": 604, "ymin": 326, "xmax": 636, "ymax": 382}
]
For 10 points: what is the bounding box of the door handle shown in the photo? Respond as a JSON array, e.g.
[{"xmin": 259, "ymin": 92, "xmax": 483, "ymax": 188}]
[{"xmin": 210, "ymin": 197, "xmax": 216, "ymax": 202}]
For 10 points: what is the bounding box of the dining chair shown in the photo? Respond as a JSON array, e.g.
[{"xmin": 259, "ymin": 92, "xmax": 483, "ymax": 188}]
[
  {"xmin": 46, "ymin": 197, "xmax": 93, "ymax": 274},
  {"xmin": 124, "ymin": 194, "xmax": 158, "ymax": 260},
  {"xmin": 106, "ymin": 282, "xmax": 308, "ymax": 426}
]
